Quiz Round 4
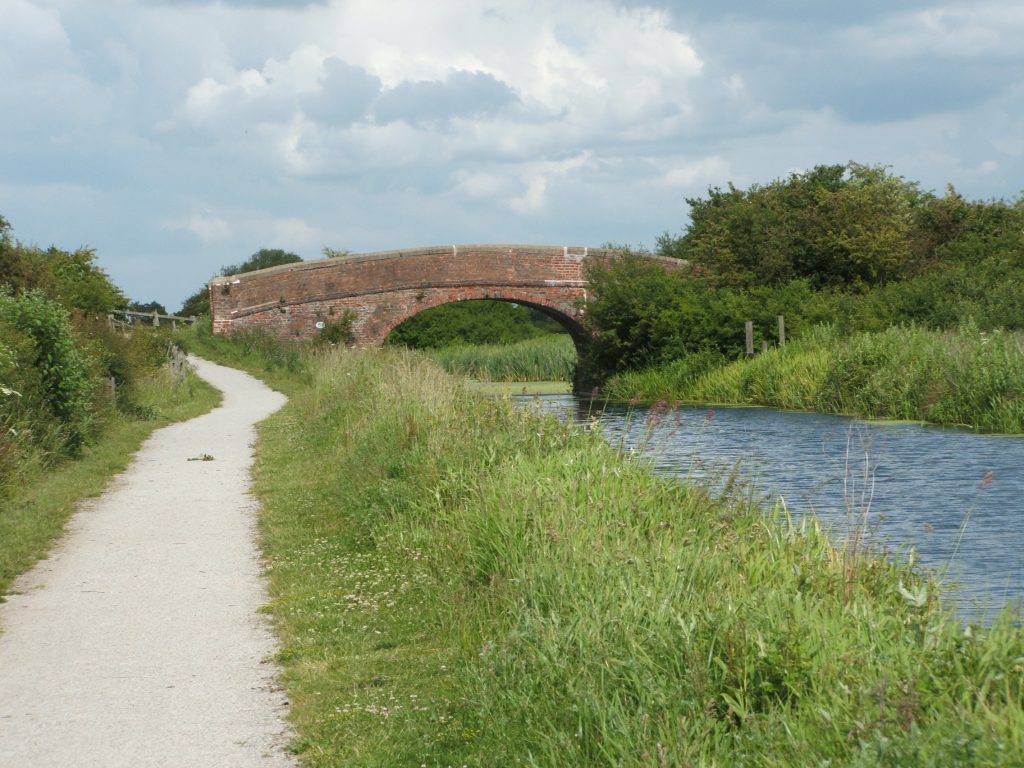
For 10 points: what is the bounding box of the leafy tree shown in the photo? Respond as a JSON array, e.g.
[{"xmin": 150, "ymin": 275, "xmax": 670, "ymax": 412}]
[
  {"xmin": 128, "ymin": 301, "xmax": 168, "ymax": 316},
  {"xmin": 0, "ymin": 217, "xmax": 125, "ymax": 314},
  {"xmin": 659, "ymin": 163, "xmax": 923, "ymax": 289}
]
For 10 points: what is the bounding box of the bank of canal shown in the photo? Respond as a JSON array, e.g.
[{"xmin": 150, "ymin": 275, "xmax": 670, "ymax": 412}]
[{"xmin": 519, "ymin": 395, "xmax": 1023, "ymax": 622}]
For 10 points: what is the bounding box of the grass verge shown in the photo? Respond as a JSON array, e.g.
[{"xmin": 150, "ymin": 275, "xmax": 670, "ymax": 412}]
[
  {"xmin": 0, "ymin": 367, "xmax": 220, "ymax": 598},
  {"xmin": 241, "ymin": 345, "xmax": 1022, "ymax": 766}
]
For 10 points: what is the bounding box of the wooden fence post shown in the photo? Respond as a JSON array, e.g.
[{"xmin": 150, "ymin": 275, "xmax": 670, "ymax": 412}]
[
  {"xmin": 745, "ymin": 320, "xmax": 754, "ymax": 357},
  {"xmin": 153, "ymin": 310, "xmax": 160, "ymax": 328},
  {"xmin": 777, "ymin": 315, "xmax": 786, "ymax": 347}
]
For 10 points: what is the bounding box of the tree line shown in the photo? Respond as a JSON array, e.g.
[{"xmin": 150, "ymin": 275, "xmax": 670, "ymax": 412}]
[{"xmin": 578, "ymin": 163, "xmax": 1024, "ymax": 384}]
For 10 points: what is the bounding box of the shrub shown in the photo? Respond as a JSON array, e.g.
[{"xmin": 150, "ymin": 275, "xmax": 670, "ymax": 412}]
[{"xmin": 0, "ymin": 290, "xmax": 93, "ymax": 451}]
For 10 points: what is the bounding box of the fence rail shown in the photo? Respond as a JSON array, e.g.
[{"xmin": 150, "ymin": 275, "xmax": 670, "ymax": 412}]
[{"xmin": 108, "ymin": 310, "xmax": 197, "ymax": 330}]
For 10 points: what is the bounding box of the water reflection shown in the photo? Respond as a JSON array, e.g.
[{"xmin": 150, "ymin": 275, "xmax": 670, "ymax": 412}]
[{"xmin": 517, "ymin": 394, "xmax": 1024, "ymax": 622}]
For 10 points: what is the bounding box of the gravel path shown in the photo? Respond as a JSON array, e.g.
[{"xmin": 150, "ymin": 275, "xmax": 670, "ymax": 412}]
[{"xmin": 0, "ymin": 357, "xmax": 294, "ymax": 767}]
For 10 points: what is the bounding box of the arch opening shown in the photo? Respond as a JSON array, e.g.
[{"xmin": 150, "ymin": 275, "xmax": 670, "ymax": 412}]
[{"xmin": 384, "ymin": 298, "xmax": 587, "ymax": 386}]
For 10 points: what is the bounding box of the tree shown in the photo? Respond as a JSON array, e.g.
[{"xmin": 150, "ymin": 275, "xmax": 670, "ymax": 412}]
[
  {"xmin": 658, "ymin": 163, "xmax": 923, "ymax": 290},
  {"xmin": 0, "ymin": 215, "xmax": 126, "ymax": 314},
  {"xmin": 129, "ymin": 301, "xmax": 168, "ymax": 316}
]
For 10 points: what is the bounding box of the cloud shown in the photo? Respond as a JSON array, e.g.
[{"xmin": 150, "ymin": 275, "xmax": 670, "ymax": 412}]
[
  {"xmin": 304, "ymin": 57, "xmax": 381, "ymax": 125},
  {"xmin": 161, "ymin": 213, "xmax": 232, "ymax": 243},
  {"xmin": 373, "ymin": 70, "xmax": 518, "ymax": 125},
  {"xmin": 657, "ymin": 156, "xmax": 731, "ymax": 188},
  {"xmin": 3, "ymin": 0, "xmax": 1023, "ymax": 313},
  {"xmin": 267, "ymin": 216, "xmax": 319, "ymax": 247}
]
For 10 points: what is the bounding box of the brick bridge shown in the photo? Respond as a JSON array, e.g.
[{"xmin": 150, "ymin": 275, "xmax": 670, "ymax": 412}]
[{"xmin": 209, "ymin": 244, "xmax": 678, "ymax": 349}]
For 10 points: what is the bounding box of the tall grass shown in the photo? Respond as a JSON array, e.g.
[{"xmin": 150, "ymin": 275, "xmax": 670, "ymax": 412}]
[
  {"xmin": 609, "ymin": 323, "xmax": 1024, "ymax": 433},
  {"xmin": 422, "ymin": 333, "xmax": 577, "ymax": 382},
  {"xmin": 238, "ymin": 346, "xmax": 1022, "ymax": 766}
]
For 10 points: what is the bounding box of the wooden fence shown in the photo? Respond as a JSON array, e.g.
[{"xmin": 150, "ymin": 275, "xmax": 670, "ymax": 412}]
[
  {"xmin": 107, "ymin": 310, "xmax": 197, "ymax": 332},
  {"xmin": 745, "ymin": 315, "xmax": 787, "ymax": 357}
]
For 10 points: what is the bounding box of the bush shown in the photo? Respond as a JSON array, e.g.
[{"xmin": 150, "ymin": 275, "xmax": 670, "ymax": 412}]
[{"xmin": 0, "ymin": 290, "xmax": 93, "ymax": 451}]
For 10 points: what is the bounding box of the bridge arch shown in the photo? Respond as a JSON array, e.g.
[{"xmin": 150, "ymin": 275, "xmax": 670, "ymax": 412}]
[{"xmin": 376, "ymin": 293, "xmax": 588, "ymax": 349}]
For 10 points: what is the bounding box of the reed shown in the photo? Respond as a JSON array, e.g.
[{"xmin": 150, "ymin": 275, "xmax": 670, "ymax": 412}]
[{"xmin": 423, "ymin": 333, "xmax": 577, "ymax": 382}]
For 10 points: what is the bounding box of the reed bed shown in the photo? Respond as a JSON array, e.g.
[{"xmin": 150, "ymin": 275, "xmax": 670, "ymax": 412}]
[
  {"xmin": 423, "ymin": 333, "xmax": 577, "ymax": 382},
  {"xmin": 609, "ymin": 323, "xmax": 1024, "ymax": 433},
  {"xmin": 246, "ymin": 347, "xmax": 1022, "ymax": 766}
]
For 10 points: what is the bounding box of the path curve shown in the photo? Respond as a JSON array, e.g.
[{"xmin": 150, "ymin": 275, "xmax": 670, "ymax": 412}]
[{"xmin": 0, "ymin": 357, "xmax": 294, "ymax": 767}]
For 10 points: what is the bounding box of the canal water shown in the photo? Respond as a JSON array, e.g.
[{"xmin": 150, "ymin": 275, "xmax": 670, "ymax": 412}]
[{"xmin": 517, "ymin": 395, "xmax": 1023, "ymax": 622}]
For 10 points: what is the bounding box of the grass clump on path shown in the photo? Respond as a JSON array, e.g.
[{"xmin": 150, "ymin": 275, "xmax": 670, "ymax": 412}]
[
  {"xmin": 608, "ymin": 323, "xmax": 1024, "ymax": 433},
  {"xmin": 246, "ymin": 346, "xmax": 1022, "ymax": 767}
]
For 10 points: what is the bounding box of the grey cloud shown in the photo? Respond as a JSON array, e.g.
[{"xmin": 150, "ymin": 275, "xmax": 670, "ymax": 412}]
[
  {"xmin": 758, "ymin": 55, "xmax": 1015, "ymax": 123},
  {"xmin": 373, "ymin": 71, "xmax": 518, "ymax": 126},
  {"xmin": 143, "ymin": 1, "xmax": 327, "ymax": 7},
  {"xmin": 303, "ymin": 59, "xmax": 381, "ymax": 126},
  {"xmin": 622, "ymin": 0, "xmax": 938, "ymax": 26},
  {"xmin": 680, "ymin": 7, "xmax": 1023, "ymax": 126}
]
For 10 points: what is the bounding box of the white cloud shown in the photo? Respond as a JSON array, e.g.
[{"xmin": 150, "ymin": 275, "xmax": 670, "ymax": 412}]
[
  {"xmin": 268, "ymin": 216, "xmax": 319, "ymax": 247},
  {"xmin": 165, "ymin": 0, "xmax": 703, "ymax": 176},
  {"xmin": 657, "ymin": 156, "xmax": 731, "ymax": 188},
  {"xmin": 507, "ymin": 152, "xmax": 594, "ymax": 213},
  {"xmin": 161, "ymin": 213, "xmax": 232, "ymax": 243}
]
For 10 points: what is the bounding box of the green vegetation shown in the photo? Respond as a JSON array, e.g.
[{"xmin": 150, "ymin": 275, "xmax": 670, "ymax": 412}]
[
  {"xmin": 0, "ymin": 215, "xmax": 219, "ymax": 595},
  {"xmin": 608, "ymin": 324, "xmax": 1024, "ymax": 432},
  {"xmin": 387, "ymin": 299, "xmax": 564, "ymax": 348},
  {"xmin": 580, "ymin": 164, "xmax": 1024, "ymax": 428},
  {"xmin": 423, "ymin": 333, "xmax": 576, "ymax": 382},
  {"xmin": 217, "ymin": 343, "xmax": 1021, "ymax": 767}
]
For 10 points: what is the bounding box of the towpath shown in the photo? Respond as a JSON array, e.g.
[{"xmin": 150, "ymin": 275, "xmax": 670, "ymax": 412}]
[{"xmin": 0, "ymin": 357, "xmax": 294, "ymax": 767}]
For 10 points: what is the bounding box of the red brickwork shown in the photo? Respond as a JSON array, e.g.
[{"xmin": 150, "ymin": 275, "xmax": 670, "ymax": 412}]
[{"xmin": 209, "ymin": 245, "xmax": 680, "ymax": 346}]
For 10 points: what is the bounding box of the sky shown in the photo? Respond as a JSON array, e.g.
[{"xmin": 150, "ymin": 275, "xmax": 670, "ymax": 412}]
[{"xmin": 2, "ymin": 0, "xmax": 1022, "ymax": 311}]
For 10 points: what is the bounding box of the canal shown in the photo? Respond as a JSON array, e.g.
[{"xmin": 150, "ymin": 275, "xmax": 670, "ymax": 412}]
[{"xmin": 519, "ymin": 395, "xmax": 1024, "ymax": 622}]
